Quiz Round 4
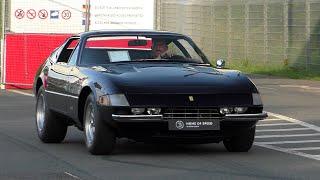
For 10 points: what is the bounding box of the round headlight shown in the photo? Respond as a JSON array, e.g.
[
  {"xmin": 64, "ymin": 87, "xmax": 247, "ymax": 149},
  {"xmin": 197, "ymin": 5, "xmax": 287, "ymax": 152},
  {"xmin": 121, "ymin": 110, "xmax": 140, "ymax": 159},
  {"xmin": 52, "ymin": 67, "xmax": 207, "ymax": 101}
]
[
  {"xmin": 234, "ymin": 107, "xmax": 248, "ymax": 114},
  {"xmin": 147, "ymin": 108, "xmax": 161, "ymax": 115},
  {"xmin": 219, "ymin": 107, "xmax": 233, "ymax": 115},
  {"xmin": 131, "ymin": 108, "xmax": 145, "ymax": 115}
]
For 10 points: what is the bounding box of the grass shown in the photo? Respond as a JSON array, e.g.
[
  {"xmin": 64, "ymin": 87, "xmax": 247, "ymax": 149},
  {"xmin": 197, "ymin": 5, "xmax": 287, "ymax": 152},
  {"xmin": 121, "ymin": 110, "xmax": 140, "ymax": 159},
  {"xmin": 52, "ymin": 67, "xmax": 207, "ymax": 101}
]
[{"xmin": 227, "ymin": 60, "xmax": 320, "ymax": 81}]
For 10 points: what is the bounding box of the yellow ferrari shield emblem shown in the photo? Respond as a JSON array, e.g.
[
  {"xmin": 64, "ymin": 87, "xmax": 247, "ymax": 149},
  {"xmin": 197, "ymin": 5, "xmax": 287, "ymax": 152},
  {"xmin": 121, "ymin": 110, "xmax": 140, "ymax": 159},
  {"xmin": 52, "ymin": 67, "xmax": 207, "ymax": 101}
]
[{"xmin": 189, "ymin": 96, "xmax": 194, "ymax": 102}]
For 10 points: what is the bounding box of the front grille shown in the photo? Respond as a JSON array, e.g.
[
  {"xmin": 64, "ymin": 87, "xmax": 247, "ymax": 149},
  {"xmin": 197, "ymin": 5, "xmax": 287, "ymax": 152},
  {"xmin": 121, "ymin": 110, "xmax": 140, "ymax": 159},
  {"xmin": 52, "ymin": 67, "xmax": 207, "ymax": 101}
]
[
  {"xmin": 126, "ymin": 94, "xmax": 252, "ymax": 107},
  {"xmin": 163, "ymin": 108, "xmax": 222, "ymax": 120}
]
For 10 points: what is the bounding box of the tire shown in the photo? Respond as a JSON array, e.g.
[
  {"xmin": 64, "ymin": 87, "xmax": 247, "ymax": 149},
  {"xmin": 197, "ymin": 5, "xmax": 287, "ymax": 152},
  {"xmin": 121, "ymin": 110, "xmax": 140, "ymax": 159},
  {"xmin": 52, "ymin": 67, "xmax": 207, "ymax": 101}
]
[
  {"xmin": 35, "ymin": 86, "xmax": 67, "ymax": 143},
  {"xmin": 223, "ymin": 126, "xmax": 256, "ymax": 152},
  {"xmin": 83, "ymin": 93, "xmax": 116, "ymax": 155}
]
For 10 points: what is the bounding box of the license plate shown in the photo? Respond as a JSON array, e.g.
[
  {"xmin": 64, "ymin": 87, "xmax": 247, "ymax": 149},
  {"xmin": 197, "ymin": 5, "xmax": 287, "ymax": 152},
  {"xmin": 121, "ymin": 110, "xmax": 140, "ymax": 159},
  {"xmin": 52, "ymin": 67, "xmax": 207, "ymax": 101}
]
[{"xmin": 168, "ymin": 119, "xmax": 220, "ymax": 131}]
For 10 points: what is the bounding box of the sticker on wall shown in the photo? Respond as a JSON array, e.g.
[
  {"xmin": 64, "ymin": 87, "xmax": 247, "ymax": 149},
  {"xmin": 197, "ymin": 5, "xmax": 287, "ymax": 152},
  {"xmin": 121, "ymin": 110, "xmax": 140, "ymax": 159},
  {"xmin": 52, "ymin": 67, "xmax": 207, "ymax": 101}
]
[
  {"xmin": 15, "ymin": 9, "xmax": 25, "ymax": 19},
  {"xmin": 27, "ymin": 9, "xmax": 36, "ymax": 19},
  {"xmin": 38, "ymin": 9, "xmax": 48, "ymax": 19},
  {"xmin": 61, "ymin": 10, "xmax": 71, "ymax": 20},
  {"xmin": 50, "ymin": 10, "xmax": 59, "ymax": 19}
]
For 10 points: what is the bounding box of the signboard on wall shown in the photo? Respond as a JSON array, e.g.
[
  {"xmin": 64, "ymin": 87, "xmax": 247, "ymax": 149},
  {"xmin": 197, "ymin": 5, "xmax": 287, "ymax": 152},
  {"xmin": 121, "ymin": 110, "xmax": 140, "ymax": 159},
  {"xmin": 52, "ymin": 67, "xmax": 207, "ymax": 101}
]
[
  {"xmin": 90, "ymin": 0, "xmax": 155, "ymax": 30},
  {"xmin": 10, "ymin": 0, "xmax": 85, "ymax": 33}
]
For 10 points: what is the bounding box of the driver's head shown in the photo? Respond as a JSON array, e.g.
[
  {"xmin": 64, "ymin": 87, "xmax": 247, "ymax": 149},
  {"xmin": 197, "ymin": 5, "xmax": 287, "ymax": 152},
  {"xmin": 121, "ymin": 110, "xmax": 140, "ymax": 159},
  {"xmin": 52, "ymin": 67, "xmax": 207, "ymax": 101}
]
[{"xmin": 152, "ymin": 39, "xmax": 168, "ymax": 58}]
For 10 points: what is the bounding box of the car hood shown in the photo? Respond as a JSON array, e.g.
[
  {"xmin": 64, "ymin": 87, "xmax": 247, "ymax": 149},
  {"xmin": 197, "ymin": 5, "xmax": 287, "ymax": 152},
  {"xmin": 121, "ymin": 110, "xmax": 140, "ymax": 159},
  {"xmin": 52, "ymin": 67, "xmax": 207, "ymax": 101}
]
[{"xmin": 92, "ymin": 63, "xmax": 257, "ymax": 94}]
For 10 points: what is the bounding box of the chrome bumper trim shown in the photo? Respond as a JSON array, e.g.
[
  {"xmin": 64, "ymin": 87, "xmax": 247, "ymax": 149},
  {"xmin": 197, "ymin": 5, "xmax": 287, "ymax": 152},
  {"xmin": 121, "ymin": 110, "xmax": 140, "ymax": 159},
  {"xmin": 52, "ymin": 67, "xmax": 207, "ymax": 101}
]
[
  {"xmin": 112, "ymin": 114, "xmax": 163, "ymax": 122},
  {"xmin": 112, "ymin": 112, "xmax": 268, "ymax": 122},
  {"xmin": 224, "ymin": 112, "xmax": 268, "ymax": 121}
]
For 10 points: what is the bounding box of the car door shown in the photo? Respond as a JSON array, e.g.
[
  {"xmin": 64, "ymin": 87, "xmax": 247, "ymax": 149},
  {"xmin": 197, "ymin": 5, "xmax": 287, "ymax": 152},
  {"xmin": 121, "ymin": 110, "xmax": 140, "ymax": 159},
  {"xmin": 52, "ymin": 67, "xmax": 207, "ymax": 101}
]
[
  {"xmin": 46, "ymin": 38, "xmax": 79, "ymax": 114},
  {"xmin": 65, "ymin": 43, "xmax": 83, "ymax": 119}
]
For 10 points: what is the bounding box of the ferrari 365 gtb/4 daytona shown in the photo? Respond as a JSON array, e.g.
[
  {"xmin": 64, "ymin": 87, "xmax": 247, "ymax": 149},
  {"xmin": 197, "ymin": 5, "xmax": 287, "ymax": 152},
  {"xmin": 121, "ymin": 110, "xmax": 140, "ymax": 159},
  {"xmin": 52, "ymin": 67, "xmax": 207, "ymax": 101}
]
[{"xmin": 33, "ymin": 30, "xmax": 267, "ymax": 155}]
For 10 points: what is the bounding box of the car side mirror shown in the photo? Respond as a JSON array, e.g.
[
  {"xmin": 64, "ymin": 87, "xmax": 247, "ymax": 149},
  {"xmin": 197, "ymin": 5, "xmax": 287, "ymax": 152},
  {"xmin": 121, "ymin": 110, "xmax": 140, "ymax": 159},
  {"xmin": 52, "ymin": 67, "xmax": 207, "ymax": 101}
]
[{"xmin": 216, "ymin": 59, "xmax": 225, "ymax": 69}]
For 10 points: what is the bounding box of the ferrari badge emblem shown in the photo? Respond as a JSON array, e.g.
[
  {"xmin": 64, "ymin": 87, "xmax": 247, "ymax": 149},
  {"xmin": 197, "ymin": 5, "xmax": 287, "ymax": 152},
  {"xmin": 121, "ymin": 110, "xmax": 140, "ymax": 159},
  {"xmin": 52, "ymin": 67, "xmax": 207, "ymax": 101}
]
[{"xmin": 189, "ymin": 96, "xmax": 194, "ymax": 102}]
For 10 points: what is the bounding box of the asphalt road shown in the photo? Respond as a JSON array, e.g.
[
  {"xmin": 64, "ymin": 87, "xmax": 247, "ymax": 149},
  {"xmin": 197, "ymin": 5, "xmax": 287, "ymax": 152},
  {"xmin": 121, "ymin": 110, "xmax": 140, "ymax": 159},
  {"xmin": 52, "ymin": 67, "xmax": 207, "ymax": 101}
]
[{"xmin": 0, "ymin": 76, "xmax": 320, "ymax": 180}]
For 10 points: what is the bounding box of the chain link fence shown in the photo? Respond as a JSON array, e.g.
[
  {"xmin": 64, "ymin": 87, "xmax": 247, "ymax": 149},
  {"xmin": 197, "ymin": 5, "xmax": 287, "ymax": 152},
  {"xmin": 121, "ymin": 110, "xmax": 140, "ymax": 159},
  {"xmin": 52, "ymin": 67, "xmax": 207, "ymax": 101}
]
[{"xmin": 158, "ymin": 0, "xmax": 320, "ymax": 71}]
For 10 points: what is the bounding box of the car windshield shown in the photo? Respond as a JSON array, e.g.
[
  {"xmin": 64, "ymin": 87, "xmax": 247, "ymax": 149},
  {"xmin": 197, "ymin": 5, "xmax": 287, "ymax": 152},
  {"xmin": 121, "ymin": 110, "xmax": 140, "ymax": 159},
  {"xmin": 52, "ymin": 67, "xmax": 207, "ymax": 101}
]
[{"xmin": 80, "ymin": 35, "xmax": 208, "ymax": 65}]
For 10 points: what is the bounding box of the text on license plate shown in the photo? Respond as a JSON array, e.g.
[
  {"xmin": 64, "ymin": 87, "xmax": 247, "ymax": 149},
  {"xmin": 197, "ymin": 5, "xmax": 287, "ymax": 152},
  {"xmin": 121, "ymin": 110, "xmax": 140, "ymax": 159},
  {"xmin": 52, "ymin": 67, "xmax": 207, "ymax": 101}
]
[{"xmin": 168, "ymin": 119, "xmax": 220, "ymax": 131}]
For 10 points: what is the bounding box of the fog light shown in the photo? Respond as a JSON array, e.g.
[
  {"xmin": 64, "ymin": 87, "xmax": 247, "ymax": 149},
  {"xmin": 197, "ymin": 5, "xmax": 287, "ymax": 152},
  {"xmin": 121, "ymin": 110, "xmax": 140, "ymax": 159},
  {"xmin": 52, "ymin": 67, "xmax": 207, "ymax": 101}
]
[
  {"xmin": 131, "ymin": 108, "xmax": 145, "ymax": 115},
  {"xmin": 234, "ymin": 107, "xmax": 248, "ymax": 114},
  {"xmin": 219, "ymin": 107, "xmax": 233, "ymax": 115},
  {"xmin": 147, "ymin": 108, "xmax": 161, "ymax": 115}
]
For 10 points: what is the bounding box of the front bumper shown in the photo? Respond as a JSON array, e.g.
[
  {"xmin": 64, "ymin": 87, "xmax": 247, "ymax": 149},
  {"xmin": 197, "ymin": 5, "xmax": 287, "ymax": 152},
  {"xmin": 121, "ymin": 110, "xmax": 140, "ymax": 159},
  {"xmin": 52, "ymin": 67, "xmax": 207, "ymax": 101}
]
[
  {"xmin": 110, "ymin": 112, "xmax": 267, "ymax": 142},
  {"xmin": 112, "ymin": 112, "xmax": 268, "ymax": 122}
]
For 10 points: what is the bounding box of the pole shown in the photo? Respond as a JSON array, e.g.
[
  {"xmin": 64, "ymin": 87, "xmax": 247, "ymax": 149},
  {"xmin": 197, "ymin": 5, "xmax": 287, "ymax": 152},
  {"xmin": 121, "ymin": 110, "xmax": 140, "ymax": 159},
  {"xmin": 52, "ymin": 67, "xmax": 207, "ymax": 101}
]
[
  {"xmin": 263, "ymin": 0, "xmax": 268, "ymax": 64},
  {"xmin": 305, "ymin": 0, "xmax": 310, "ymax": 71},
  {"xmin": 0, "ymin": 0, "xmax": 6, "ymax": 89},
  {"xmin": 244, "ymin": 0, "xmax": 249, "ymax": 62},
  {"xmin": 283, "ymin": 0, "xmax": 288, "ymax": 64},
  {"xmin": 227, "ymin": 0, "xmax": 232, "ymax": 62},
  {"xmin": 85, "ymin": 0, "xmax": 90, "ymax": 32}
]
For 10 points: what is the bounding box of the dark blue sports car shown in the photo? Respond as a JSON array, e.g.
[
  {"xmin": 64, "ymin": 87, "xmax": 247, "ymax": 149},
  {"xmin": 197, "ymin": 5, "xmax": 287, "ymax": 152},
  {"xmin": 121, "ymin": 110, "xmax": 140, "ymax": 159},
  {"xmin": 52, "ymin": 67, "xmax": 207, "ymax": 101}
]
[{"xmin": 33, "ymin": 30, "xmax": 267, "ymax": 155}]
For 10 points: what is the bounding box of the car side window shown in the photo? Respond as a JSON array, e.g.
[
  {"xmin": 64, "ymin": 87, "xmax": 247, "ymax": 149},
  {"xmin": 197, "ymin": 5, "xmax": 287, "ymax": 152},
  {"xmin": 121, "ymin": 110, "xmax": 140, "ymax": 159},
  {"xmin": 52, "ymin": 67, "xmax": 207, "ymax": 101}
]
[
  {"xmin": 167, "ymin": 42, "xmax": 184, "ymax": 57},
  {"xmin": 57, "ymin": 38, "xmax": 80, "ymax": 63},
  {"xmin": 68, "ymin": 44, "xmax": 80, "ymax": 66},
  {"xmin": 177, "ymin": 39, "xmax": 202, "ymax": 62}
]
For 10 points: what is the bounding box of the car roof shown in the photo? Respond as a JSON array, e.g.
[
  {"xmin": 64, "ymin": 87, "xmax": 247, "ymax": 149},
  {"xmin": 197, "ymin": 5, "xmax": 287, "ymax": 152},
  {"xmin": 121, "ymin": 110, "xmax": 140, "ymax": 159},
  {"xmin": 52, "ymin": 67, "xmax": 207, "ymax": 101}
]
[{"xmin": 74, "ymin": 30, "xmax": 186, "ymax": 38}]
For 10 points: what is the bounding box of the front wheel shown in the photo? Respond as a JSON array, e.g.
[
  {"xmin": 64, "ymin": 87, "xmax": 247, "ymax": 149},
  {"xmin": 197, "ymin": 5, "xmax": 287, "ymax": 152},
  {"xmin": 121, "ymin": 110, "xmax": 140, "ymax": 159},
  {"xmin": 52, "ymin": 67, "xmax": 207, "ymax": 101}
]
[
  {"xmin": 84, "ymin": 93, "xmax": 116, "ymax": 155},
  {"xmin": 35, "ymin": 87, "xmax": 67, "ymax": 143},
  {"xmin": 223, "ymin": 126, "xmax": 256, "ymax": 152}
]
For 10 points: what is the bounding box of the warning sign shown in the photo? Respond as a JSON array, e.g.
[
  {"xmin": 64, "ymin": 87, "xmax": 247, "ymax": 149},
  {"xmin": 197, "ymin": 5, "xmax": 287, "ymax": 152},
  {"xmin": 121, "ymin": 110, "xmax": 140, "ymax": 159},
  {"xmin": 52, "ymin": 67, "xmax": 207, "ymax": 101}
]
[
  {"xmin": 38, "ymin": 9, "xmax": 48, "ymax": 19},
  {"xmin": 62, "ymin": 10, "xmax": 71, "ymax": 20},
  {"xmin": 15, "ymin": 9, "xmax": 25, "ymax": 19},
  {"xmin": 27, "ymin": 9, "xmax": 36, "ymax": 19},
  {"xmin": 9, "ymin": 0, "xmax": 104, "ymax": 33},
  {"xmin": 90, "ymin": 0, "xmax": 155, "ymax": 30}
]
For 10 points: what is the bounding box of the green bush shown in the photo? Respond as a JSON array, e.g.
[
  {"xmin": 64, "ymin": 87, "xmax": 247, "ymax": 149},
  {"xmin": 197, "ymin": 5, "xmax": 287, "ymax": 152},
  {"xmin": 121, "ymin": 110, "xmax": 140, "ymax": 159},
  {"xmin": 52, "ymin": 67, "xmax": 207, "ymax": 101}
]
[{"xmin": 227, "ymin": 60, "xmax": 320, "ymax": 81}]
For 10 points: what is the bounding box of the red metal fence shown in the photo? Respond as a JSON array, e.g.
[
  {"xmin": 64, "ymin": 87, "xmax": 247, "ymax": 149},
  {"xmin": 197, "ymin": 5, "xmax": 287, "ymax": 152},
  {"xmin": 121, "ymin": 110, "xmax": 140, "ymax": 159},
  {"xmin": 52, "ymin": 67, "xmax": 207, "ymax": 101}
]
[{"xmin": 4, "ymin": 33, "xmax": 71, "ymax": 89}]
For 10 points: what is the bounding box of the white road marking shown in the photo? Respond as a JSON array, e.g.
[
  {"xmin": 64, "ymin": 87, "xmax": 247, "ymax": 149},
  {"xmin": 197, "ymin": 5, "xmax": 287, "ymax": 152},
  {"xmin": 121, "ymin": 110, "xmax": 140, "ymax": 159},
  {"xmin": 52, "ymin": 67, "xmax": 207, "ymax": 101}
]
[
  {"xmin": 64, "ymin": 172, "xmax": 81, "ymax": 179},
  {"xmin": 259, "ymin": 86, "xmax": 277, "ymax": 90},
  {"xmin": 256, "ymin": 140, "xmax": 320, "ymax": 145},
  {"xmin": 260, "ymin": 118, "xmax": 282, "ymax": 122},
  {"xmin": 255, "ymin": 143, "xmax": 320, "ymax": 161},
  {"xmin": 256, "ymin": 133, "xmax": 320, "ymax": 138},
  {"xmin": 257, "ymin": 122, "xmax": 298, "ymax": 127},
  {"xmin": 267, "ymin": 112, "xmax": 320, "ymax": 132},
  {"xmin": 288, "ymin": 147, "xmax": 320, "ymax": 151},
  {"xmin": 256, "ymin": 127, "xmax": 310, "ymax": 132},
  {"xmin": 279, "ymin": 85, "xmax": 320, "ymax": 90},
  {"xmin": 8, "ymin": 90, "xmax": 34, "ymax": 97},
  {"xmin": 255, "ymin": 112, "xmax": 320, "ymax": 161}
]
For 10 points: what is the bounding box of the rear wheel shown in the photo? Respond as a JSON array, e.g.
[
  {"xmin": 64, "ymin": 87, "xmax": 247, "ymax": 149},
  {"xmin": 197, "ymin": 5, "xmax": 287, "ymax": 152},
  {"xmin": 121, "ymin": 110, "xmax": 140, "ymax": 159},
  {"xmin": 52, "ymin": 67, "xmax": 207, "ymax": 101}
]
[
  {"xmin": 84, "ymin": 93, "xmax": 116, "ymax": 155},
  {"xmin": 223, "ymin": 126, "xmax": 256, "ymax": 152},
  {"xmin": 35, "ymin": 87, "xmax": 67, "ymax": 143}
]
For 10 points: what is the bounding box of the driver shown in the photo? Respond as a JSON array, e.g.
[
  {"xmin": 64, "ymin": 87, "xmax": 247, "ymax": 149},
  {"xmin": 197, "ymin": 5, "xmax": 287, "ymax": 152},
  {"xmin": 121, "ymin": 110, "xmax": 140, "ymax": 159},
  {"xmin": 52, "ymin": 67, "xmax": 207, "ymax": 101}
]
[{"xmin": 151, "ymin": 39, "xmax": 170, "ymax": 59}]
